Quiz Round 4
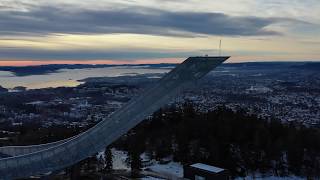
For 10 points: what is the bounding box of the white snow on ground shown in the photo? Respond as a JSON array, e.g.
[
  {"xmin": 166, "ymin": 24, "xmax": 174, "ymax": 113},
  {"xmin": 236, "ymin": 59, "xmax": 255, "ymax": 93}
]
[
  {"xmin": 98, "ymin": 150, "xmax": 305, "ymax": 180},
  {"xmin": 146, "ymin": 161, "xmax": 183, "ymax": 178},
  {"xmin": 96, "ymin": 148, "xmax": 129, "ymax": 170},
  {"xmin": 140, "ymin": 152, "xmax": 150, "ymax": 162},
  {"xmin": 97, "ymin": 151, "xmax": 105, "ymax": 159},
  {"xmin": 111, "ymin": 148, "xmax": 129, "ymax": 170}
]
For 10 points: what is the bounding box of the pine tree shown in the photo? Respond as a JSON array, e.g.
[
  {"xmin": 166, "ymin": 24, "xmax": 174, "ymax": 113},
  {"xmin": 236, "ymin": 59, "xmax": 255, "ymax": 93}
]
[
  {"xmin": 126, "ymin": 150, "xmax": 142, "ymax": 178},
  {"xmin": 104, "ymin": 147, "xmax": 113, "ymax": 172}
]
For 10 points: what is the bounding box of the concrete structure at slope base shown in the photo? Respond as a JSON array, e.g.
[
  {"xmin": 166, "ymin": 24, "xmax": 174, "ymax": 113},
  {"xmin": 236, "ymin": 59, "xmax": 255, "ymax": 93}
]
[{"xmin": 0, "ymin": 56, "xmax": 229, "ymax": 179}]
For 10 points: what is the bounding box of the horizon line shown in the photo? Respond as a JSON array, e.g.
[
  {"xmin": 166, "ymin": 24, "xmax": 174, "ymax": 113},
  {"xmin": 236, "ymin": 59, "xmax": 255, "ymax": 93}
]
[{"xmin": 0, "ymin": 57, "xmax": 319, "ymax": 67}]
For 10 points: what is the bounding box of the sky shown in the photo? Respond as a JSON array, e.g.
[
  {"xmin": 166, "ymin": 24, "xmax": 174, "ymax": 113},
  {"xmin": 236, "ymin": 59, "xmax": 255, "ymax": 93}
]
[{"xmin": 0, "ymin": 0, "xmax": 319, "ymax": 65}]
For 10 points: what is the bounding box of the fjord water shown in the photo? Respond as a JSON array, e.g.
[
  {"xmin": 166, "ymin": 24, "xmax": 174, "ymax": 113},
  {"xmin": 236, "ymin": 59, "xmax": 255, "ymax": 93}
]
[{"xmin": 0, "ymin": 66, "xmax": 171, "ymax": 89}]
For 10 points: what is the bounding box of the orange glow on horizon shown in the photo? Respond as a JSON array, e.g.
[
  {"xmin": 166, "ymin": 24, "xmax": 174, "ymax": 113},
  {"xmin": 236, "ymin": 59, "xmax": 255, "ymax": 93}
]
[{"xmin": 0, "ymin": 58, "xmax": 184, "ymax": 67}]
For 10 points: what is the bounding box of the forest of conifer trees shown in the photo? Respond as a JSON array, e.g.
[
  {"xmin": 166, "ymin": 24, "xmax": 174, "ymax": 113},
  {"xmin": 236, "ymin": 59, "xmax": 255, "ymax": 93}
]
[
  {"xmin": 2, "ymin": 103, "xmax": 319, "ymax": 179},
  {"xmin": 114, "ymin": 103, "xmax": 320, "ymax": 178}
]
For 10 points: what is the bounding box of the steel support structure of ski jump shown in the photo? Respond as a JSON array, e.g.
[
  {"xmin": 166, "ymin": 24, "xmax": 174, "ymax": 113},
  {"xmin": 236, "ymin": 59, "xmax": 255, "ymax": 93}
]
[{"xmin": 0, "ymin": 56, "xmax": 229, "ymax": 179}]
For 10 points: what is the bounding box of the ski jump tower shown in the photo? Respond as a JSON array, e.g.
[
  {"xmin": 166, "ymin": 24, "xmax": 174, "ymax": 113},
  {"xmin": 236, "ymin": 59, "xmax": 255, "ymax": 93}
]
[{"xmin": 0, "ymin": 56, "xmax": 229, "ymax": 179}]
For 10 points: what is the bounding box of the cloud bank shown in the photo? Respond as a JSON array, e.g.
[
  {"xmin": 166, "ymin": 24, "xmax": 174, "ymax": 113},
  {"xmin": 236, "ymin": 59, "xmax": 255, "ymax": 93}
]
[
  {"xmin": 0, "ymin": 6, "xmax": 287, "ymax": 37},
  {"xmin": 0, "ymin": 1, "xmax": 319, "ymax": 62}
]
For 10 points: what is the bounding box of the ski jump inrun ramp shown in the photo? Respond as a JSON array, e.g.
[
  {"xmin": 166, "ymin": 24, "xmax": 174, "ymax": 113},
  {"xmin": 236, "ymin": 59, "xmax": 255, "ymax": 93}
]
[{"xmin": 0, "ymin": 56, "xmax": 229, "ymax": 179}]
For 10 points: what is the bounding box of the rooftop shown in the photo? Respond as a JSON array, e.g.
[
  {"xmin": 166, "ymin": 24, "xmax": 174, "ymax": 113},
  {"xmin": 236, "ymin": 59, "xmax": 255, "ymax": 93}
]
[{"xmin": 190, "ymin": 163, "xmax": 225, "ymax": 173}]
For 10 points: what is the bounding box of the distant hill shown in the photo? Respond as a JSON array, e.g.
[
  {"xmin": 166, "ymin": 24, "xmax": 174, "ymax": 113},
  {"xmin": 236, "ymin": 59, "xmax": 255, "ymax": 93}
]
[
  {"xmin": 0, "ymin": 64, "xmax": 176, "ymax": 76},
  {"xmin": 0, "ymin": 85, "xmax": 8, "ymax": 93},
  {"xmin": 222, "ymin": 62, "xmax": 303, "ymax": 69},
  {"xmin": 290, "ymin": 62, "xmax": 320, "ymax": 71},
  {"xmin": 0, "ymin": 62, "xmax": 318, "ymax": 76}
]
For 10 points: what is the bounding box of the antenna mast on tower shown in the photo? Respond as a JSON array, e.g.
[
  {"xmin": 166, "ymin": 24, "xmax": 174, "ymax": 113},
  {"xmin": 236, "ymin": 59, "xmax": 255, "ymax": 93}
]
[{"xmin": 219, "ymin": 39, "xmax": 222, "ymax": 56}]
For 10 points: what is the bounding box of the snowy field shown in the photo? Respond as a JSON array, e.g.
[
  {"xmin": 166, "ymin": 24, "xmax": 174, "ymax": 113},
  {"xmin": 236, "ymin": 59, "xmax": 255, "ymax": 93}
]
[{"xmin": 99, "ymin": 149, "xmax": 306, "ymax": 180}]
